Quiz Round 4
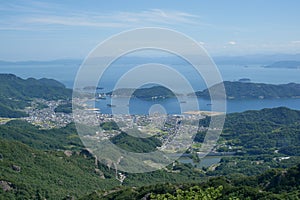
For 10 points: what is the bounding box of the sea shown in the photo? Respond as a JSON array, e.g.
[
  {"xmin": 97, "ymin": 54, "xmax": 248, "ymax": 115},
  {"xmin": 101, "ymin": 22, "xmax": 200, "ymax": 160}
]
[{"xmin": 1, "ymin": 59, "xmax": 300, "ymax": 114}]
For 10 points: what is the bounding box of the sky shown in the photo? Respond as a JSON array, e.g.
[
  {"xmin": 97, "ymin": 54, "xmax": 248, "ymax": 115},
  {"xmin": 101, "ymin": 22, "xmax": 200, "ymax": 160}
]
[{"xmin": 1, "ymin": 0, "xmax": 300, "ymax": 61}]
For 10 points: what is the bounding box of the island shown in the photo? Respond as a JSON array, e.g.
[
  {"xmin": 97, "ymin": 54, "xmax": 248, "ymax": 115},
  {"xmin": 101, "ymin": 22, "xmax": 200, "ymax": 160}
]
[
  {"xmin": 106, "ymin": 85, "xmax": 176, "ymax": 100},
  {"xmin": 192, "ymin": 81, "xmax": 300, "ymax": 99},
  {"xmin": 262, "ymin": 60, "xmax": 300, "ymax": 69},
  {"xmin": 238, "ymin": 78, "xmax": 251, "ymax": 82}
]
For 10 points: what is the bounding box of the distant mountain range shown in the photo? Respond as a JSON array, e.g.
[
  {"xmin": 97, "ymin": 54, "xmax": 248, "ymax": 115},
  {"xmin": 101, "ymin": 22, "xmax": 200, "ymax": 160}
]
[
  {"xmin": 1, "ymin": 53, "xmax": 300, "ymax": 66},
  {"xmin": 213, "ymin": 53, "xmax": 300, "ymax": 65},
  {"xmin": 0, "ymin": 59, "xmax": 81, "ymax": 66}
]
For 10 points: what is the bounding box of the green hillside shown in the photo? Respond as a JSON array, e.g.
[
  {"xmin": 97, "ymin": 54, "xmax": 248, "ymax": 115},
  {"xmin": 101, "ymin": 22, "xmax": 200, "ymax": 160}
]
[
  {"xmin": 54, "ymin": 103, "xmax": 73, "ymax": 114},
  {"xmin": 133, "ymin": 86, "xmax": 175, "ymax": 100},
  {"xmin": 216, "ymin": 107, "xmax": 300, "ymax": 156},
  {"xmin": 0, "ymin": 139, "xmax": 119, "ymax": 199},
  {"xmin": 107, "ymin": 86, "xmax": 175, "ymax": 100},
  {"xmin": 0, "ymin": 74, "xmax": 72, "ymax": 118},
  {"xmin": 110, "ymin": 131, "xmax": 162, "ymax": 153},
  {"xmin": 0, "ymin": 121, "xmax": 206, "ymax": 199},
  {"xmin": 81, "ymin": 163, "xmax": 300, "ymax": 200},
  {"xmin": 194, "ymin": 81, "xmax": 300, "ymax": 99},
  {"xmin": 0, "ymin": 120, "xmax": 82, "ymax": 150},
  {"xmin": 196, "ymin": 107, "xmax": 300, "ymax": 177},
  {"xmin": 0, "ymin": 107, "xmax": 299, "ymax": 198}
]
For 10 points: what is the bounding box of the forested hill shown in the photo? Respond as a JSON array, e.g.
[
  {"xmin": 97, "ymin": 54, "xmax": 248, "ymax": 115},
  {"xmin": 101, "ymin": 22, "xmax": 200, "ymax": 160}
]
[
  {"xmin": 0, "ymin": 74, "xmax": 71, "ymax": 100},
  {"xmin": 82, "ymin": 163, "xmax": 300, "ymax": 199},
  {"xmin": 194, "ymin": 81, "xmax": 300, "ymax": 99},
  {"xmin": 0, "ymin": 74, "xmax": 72, "ymax": 117},
  {"xmin": 199, "ymin": 107, "xmax": 300, "ymax": 156},
  {"xmin": 107, "ymin": 85, "xmax": 175, "ymax": 100}
]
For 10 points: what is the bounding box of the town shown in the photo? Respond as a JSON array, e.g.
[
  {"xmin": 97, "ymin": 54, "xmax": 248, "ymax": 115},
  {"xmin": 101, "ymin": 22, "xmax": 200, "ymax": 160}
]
[{"xmin": 20, "ymin": 97, "xmax": 225, "ymax": 154}]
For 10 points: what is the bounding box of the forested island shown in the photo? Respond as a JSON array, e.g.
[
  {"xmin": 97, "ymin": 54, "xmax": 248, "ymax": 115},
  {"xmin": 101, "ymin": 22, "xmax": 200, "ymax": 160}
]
[
  {"xmin": 107, "ymin": 85, "xmax": 176, "ymax": 100},
  {"xmin": 193, "ymin": 81, "xmax": 300, "ymax": 99}
]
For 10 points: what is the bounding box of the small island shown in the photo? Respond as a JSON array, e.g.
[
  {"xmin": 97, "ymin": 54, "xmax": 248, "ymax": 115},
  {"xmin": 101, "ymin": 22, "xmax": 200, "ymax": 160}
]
[
  {"xmin": 262, "ymin": 60, "xmax": 300, "ymax": 69},
  {"xmin": 107, "ymin": 86, "xmax": 176, "ymax": 101},
  {"xmin": 238, "ymin": 78, "xmax": 251, "ymax": 83}
]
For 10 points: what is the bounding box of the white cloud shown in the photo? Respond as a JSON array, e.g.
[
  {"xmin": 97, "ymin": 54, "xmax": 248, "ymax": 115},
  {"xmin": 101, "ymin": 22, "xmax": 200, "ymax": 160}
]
[
  {"xmin": 228, "ymin": 41, "xmax": 237, "ymax": 45},
  {"xmin": 26, "ymin": 16, "xmax": 126, "ymax": 28},
  {"xmin": 291, "ymin": 41, "xmax": 300, "ymax": 44},
  {"xmin": 116, "ymin": 9, "xmax": 200, "ymax": 25},
  {"xmin": 0, "ymin": 6, "xmax": 201, "ymax": 30}
]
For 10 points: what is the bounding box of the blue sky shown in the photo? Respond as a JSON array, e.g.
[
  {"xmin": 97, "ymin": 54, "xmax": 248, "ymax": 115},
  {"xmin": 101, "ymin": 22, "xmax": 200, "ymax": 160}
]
[{"xmin": 1, "ymin": 0, "xmax": 300, "ymax": 60}]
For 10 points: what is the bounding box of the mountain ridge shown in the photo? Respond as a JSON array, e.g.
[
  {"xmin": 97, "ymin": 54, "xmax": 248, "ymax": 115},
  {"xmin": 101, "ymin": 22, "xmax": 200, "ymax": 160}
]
[
  {"xmin": 0, "ymin": 74, "xmax": 72, "ymax": 118},
  {"xmin": 193, "ymin": 81, "xmax": 300, "ymax": 99}
]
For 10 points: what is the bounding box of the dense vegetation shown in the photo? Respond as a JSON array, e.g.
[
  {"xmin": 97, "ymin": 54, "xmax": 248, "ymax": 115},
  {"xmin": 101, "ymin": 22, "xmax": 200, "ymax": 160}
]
[
  {"xmin": 0, "ymin": 121, "xmax": 206, "ymax": 199},
  {"xmin": 194, "ymin": 81, "xmax": 300, "ymax": 99},
  {"xmin": 0, "ymin": 74, "xmax": 72, "ymax": 117},
  {"xmin": 54, "ymin": 103, "xmax": 73, "ymax": 114},
  {"xmin": 201, "ymin": 107, "xmax": 300, "ymax": 156},
  {"xmin": 195, "ymin": 107, "xmax": 300, "ymax": 177},
  {"xmin": 0, "ymin": 120, "xmax": 82, "ymax": 150},
  {"xmin": 107, "ymin": 86, "xmax": 175, "ymax": 100},
  {"xmin": 225, "ymin": 107, "xmax": 300, "ymax": 152},
  {"xmin": 81, "ymin": 163, "xmax": 300, "ymax": 199},
  {"xmin": 101, "ymin": 121, "xmax": 162, "ymax": 153},
  {"xmin": 100, "ymin": 121, "xmax": 120, "ymax": 131},
  {"xmin": 110, "ymin": 132, "xmax": 162, "ymax": 153},
  {"xmin": 0, "ymin": 139, "xmax": 119, "ymax": 199},
  {"xmin": 1, "ymin": 107, "xmax": 300, "ymax": 198},
  {"xmin": 0, "ymin": 106, "xmax": 299, "ymax": 199},
  {"xmin": 0, "ymin": 104, "xmax": 28, "ymax": 118},
  {"xmin": 133, "ymin": 86, "xmax": 175, "ymax": 100}
]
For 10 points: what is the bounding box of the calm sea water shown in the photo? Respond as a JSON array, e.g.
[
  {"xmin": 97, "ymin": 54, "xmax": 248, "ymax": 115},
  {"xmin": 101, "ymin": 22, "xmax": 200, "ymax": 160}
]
[
  {"xmin": 94, "ymin": 96, "xmax": 300, "ymax": 114},
  {"xmin": 1, "ymin": 61, "xmax": 300, "ymax": 113}
]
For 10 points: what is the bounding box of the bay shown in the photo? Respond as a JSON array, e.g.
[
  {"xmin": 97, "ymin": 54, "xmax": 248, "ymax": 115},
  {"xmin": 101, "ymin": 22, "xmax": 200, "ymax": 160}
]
[
  {"xmin": 94, "ymin": 96, "xmax": 300, "ymax": 114},
  {"xmin": 1, "ymin": 61, "xmax": 300, "ymax": 113}
]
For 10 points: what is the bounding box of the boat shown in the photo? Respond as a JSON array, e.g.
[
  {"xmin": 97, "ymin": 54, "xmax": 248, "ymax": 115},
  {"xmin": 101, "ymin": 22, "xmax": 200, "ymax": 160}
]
[{"xmin": 96, "ymin": 94, "xmax": 107, "ymax": 100}]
